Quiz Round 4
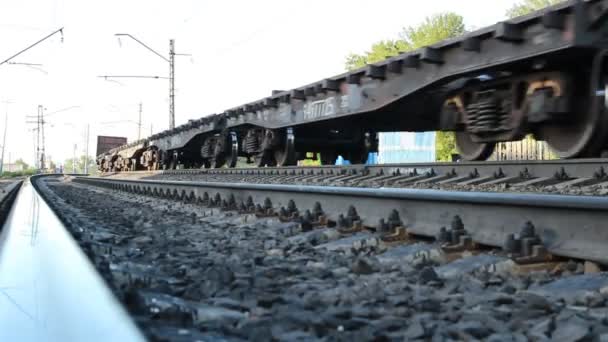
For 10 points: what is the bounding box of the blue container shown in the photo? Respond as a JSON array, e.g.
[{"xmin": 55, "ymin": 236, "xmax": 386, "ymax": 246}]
[{"xmin": 377, "ymin": 132, "xmax": 436, "ymax": 163}]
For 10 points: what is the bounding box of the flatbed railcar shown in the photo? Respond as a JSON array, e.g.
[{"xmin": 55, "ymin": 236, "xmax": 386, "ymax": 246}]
[{"xmin": 99, "ymin": 0, "xmax": 608, "ymax": 172}]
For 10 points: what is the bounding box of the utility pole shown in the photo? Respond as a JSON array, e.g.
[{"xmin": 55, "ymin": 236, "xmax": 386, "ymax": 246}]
[
  {"xmin": 26, "ymin": 105, "xmax": 47, "ymax": 171},
  {"xmin": 138, "ymin": 102, "xmax": 143, "ymax": 140},
  {"xmin": 0, "ymin": 100, "xmax": 12, "ymax": 174},
  {"xmin": 2, "ymin": 105, "xmax": 8, "ymax": 174},
  {"xmin": 104, "ymin": 34, "xmax": 189, "ymax": 130},
  {"xmin": 169, "ymin": 39, "xmax": 175, "ymax": 130},
  {"xmin": 41, "ymin": 106, "xmax": 46, "ymax": 170},
  {"xmin": 35, "ymin": 109, "xmax": 40, "ymax": 170},
  {"xmin": 84, "ymin": 124, "xmax": 90, "ymax": 174},
  {"xmin": 72, "ymin": 144, "xmax": 77, "ymax": 173}
]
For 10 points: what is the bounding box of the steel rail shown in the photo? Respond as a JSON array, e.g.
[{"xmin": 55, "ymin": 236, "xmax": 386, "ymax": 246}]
[
  {"xmin": 0, "ymin": 175, "xmax": 145, "ymax": 341},
  {"xmin": 105, "ymin": 158, "xmax": 608, "ymax": 189},
  {"xmin": 0, "ymin": 181, "xmax": 23, "ymax": 227},
  {"xmin": 76, "ymin": 176, "xmax": 608, "ymax": 265},
  {"xmin": 112, "ymin": 158, "xmax": 608, "ymax": 176}
]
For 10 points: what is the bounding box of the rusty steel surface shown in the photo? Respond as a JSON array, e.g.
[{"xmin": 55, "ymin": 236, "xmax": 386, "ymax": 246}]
[
  {"xmin": 96, "ymin": 135, "xmax": 128, "ymax": 156},
  {"xmin": 0, "ymin": 176, "xmax": 145, "ymax": 341},
  {"xmin": 75, "ymin": 175, "xmax": 608, "ymax": 264}
]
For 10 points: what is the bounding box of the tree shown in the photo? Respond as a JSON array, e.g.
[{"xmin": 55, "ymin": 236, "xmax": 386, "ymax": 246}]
[
  {"xmin": 345, "ymin": 13, "xmax": 465, "ymax": 70},
  {"xmin": 14, "ymin": 158, "xmax": 30, "ymax": 170},
  {"xmin": 506, "ymin": 0, "xmax": 565, "ymax": 18},
  {"xmin": 345, "ymin": 40, "xmax": 410, "ymax": 71},
  {"xmin": 345, "ymin": 13, "xmax": 465, "ymax": 161},
  {"xmin": 64, "ymin": 155, "xmax": 96, "ymax": 174},
  {"xmin": 436, "ymin": 130, "xmax": 458, "ymax": 162}
]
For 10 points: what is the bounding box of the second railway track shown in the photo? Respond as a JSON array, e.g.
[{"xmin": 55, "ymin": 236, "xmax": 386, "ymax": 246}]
[
  {"xmin": 80, "ymin": 164, "xmax": 608, "ymax": 264},
  {"xmin": 104, "ymin": 158, "xmax": 608, "ymax": 196}
]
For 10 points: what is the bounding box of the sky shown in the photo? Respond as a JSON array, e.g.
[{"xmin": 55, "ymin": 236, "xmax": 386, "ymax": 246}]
[{"xmin": 0, "ymin": 0, "xmax": 519, "ymax": 167}]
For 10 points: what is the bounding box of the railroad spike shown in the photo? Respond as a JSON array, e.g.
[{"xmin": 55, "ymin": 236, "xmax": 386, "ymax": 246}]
[
  {"xmin": 228, "ymin": 194, "xmax": 237, "ymax": 208},
  {"xmin": 554, "ymin": 167, "xmax": 569, "ymax": 180},
  {"xmin": 346, "ymin": 205, "xmax": 359, "ymax": 221},
  {"xmin": 439, "ymin": 215, "xmax": 476, "ymax": 253},
  {"xmin": 505, "ymin": 221, "xmax": 553, "ymax": 264},
  {"xmin": 263, "ymin": 197, "xmax": 273, "ymax": 210},
  {"xmin": 377, "ymin": 218, "xmax": 390, "ymax": 234},
  {"xmin": 278, "ymin": 207, "xmax": 289, "ymax": 222},
  {"xmin": 287, "ymin": 199, "xmax": 298, "ymax": 214},
  {"xmin": 387, "ymin": 209, "xmax": 402, "ymax": 229},
  {"xmin": 246, "ymin": 196, "xmax": 254, "ymax": 210},
  {"xmin": 594, "ymin": 167, "xmax": 607, "ymax": 180},
  {"xmin": 213, "ymin": 193, "xmax": 222, "ymax": 207},
  {"xmin": 312, "ymin": 202, "xmax": 323, "ymax": 218},
  {"xmin": 300, "ymin": 210, "xmax": 314, "ymax": 232}
]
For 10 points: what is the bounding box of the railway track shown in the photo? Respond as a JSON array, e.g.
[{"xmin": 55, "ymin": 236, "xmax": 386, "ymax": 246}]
[
  {"xmin": 102, "ymin": 158, "xmax": 608, "ymax": 196},
  {"xmin": 0, "ymin": 176, "xmax": 144, "ymax": 341},
  {"xmin": 0, "ymin": 174, "xmax": 608, "ymax": 341},
  {"xmin": 82, "ymin": 159, "xmax": 608, "ymax": 264},
  {"xmin": 1, "ymin": 173, "xmax": 607, "ymax": 340}
]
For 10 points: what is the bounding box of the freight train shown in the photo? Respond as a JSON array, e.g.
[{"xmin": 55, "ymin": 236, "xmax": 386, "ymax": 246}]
[{"xmin": 98, "ymin": 0, "xmax": 608, "ymax": 172}]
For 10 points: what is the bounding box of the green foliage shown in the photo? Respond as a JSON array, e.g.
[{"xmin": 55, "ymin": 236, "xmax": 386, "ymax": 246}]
[
  {"xmin": 299, "ymin": 152, "xmax": 321, "ymax": 166},
  {"xmin": 506, "ymin": 0, "xmax": 564, "ymax": 18},
  {"xmin": 345, "ymin": 40, "xmax": 411, "ymax": 70},
  {"xmin": 14, "ymin": 158, "xmax": 30, "ymax": 170},
  {"xmin": 0, "ymin": 169, "xmax": 36, "ymax": 178},
  {"xmin": 345, "ymin": 12, "xmax": 465, "ymax": 160},
  {"xmin": 345, "ymin": 13, "xmax": 465, "ymax": 70},
  {"xmin": 400, "ymin": 13, "xmax": 465, "ymax": 49},
  {"xmin": 64, "ymin": 155, "xmax": 96, "ymax": 174},
  {"xmin": 435, "ymin": 132, "xmax": 457, "ymax": 162}
]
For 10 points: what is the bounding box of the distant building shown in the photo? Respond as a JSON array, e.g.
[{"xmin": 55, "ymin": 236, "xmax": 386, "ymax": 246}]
[
  {"xmin": 2, "ymin": 163, "xmax": 24, "ymax": 172},
  {"xmin": 378, "ymin": 132, "xmax": 436, "ymax": 164}
]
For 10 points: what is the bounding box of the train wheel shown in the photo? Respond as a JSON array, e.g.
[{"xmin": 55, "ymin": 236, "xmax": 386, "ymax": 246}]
[
  {"xmin": 210, "ymin": 155, "xmax": 226, "ymax": 168},
  {"xmin": 455, "ymin": 132, "xmax": 495, "ymax": 161},
  {"xmin": 227, "ymin": 132, "xmax": 239, "ymax": 168},
  {"xmin": 538, "ymin": 113, "xmax": 607, "ymax": 158},
  {"xmin": 539, "ymin": 51, "xmax": 608, "ymax": 158},
  {"xmin": 273, "ymin": 128, "xmax": 296, "ymax": 167}
]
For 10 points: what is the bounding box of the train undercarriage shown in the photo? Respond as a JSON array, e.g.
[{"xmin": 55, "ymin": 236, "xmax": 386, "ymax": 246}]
[
  {"xmin": 102, "ymin": 55, "xmax": 608, "ymax": 172},
  {"xmin": 98, "ymin": 1, "xmax": 608, "ymax": 172}
]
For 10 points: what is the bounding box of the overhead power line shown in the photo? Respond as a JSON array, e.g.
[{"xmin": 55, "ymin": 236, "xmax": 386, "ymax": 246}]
[{"xmin": 0, "ymin": 27, "xmax": 63, "ymax": 67}]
